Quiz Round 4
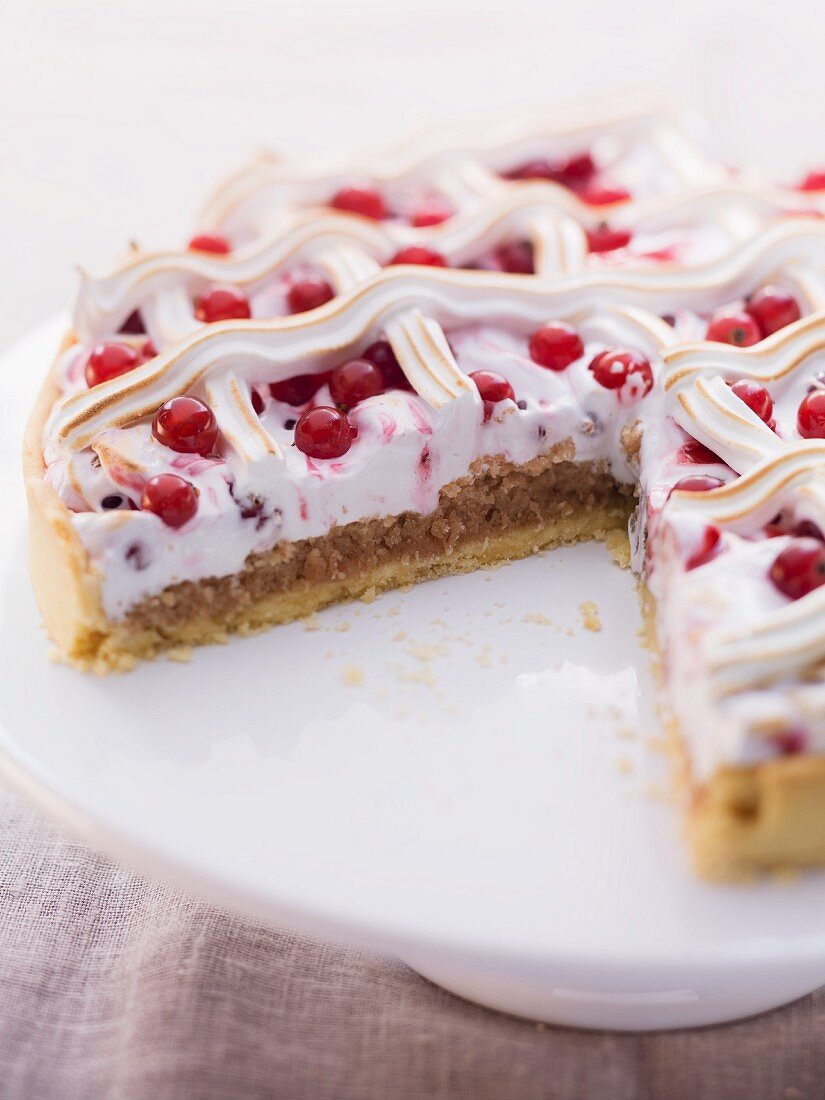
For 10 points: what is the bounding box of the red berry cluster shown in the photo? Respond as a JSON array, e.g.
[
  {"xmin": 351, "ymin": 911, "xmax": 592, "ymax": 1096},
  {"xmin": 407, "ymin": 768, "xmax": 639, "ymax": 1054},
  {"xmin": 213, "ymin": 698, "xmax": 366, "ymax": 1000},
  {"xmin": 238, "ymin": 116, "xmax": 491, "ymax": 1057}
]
[
  {"xmin": 284, "ymin": 340, "xmax": 418, "ymax": 459},
  {"xmin": 188, "ymin": 233, "xmax": 232, "ymax": 255},
  {"xmin": 705, "ymin": 286, "xmax": 801, "ymax": 346},
  {"xmin": 798, "ymin": 169, "xmax": 825, "ymax": 192},
  {"xmin": 329, "ymin": 183, "xmax": 455, "ymax": 229},
  {"xmin": 729, "ymin": 379, "xmax": 775, "ymax": 430},
  {"xmin": 294, "ymin": 406, "xmax": 355, "ymax": 460},
  {"xmin": 526, "ymin": 321, "xmax": 653, "ymax": 400},
  {"xmin": 287, "ymin": 276, "xmax": 335, "ymax": 315},
  {"xmin": 330, "ymin": 185, "xmax": 387, "ymax": 221},
  {"xmin": 153, "ymin": 396, "xmax": 218, "ymax": 455},
  {"xmin": 770, "ymin": 538, "xmax": 825, "ymax": 599},
  {"xmin": 671, "ymin": 474, "xmax": 725, "ymax": 494},
  {"xmin": 797, "ymin": 390, "xmax": 825, "ymax": 439},
  {"xmin": 685, "ymin": 525, "xmax": 723, "ymax": 571},
  {"xmin": 528, "ymin": 321, "xmax": 584, "ymax": 371},
  {"xmin": 588, "ymin": 348, "xmax": 653, "ymax": 398},
  {"xmin": 388, "ymin": 246, "xmax": 447, "ymax": 268},
  {"xmin": 585, "ymin": 224, "xmax": 632, "ymax": 254},
  {"xmin": 194, "ymin": 284, "xmax": 252, "ymax": 323},
  {"xmin": 84, "ymin": 340, "xmax": 156, "ymax": 388},
  {"xmin": 469, "ymin": 370, "xmax": 516, "ymax": 421},
  {"xmin": 495, "ymin": 240, "xmax": 535, "ymax": 274},
  {"xmin": 678, "ymin": 439, "xmax": 722, "ymax": 465},
  {"xmin": 139, "ymin": 395, "xmax": 221, "ymax": 526},
  {"xmin": 141, "ymin": 475, "xmax": 199, "ymax": 528},
  {"xmin": 502, "ymin": 151, "xmax": 630, "ymax": 207},
  {"xmin": 411, "ymin": 202, "xmax": 453, "ymax": 227},
  {"xmin": 668, "ymin": 478, "xmax": 727, "ymax": 572}
]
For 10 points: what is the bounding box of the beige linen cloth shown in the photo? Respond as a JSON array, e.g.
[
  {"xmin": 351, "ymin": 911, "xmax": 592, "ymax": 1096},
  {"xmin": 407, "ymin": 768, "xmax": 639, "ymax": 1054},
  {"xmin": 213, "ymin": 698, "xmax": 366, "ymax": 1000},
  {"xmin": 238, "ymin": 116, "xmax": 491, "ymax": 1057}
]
[{"xmin": 0, "ymin": 783, "xmax": 822, "ymax": 1100}]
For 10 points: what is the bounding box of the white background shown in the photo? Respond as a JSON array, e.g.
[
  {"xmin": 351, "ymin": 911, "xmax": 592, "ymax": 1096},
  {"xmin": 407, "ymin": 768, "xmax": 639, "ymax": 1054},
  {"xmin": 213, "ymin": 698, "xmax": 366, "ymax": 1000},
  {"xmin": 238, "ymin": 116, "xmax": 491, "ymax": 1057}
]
[{"xmin": 0, "ymin": 0, "xmax": 823, "ymax": 348}]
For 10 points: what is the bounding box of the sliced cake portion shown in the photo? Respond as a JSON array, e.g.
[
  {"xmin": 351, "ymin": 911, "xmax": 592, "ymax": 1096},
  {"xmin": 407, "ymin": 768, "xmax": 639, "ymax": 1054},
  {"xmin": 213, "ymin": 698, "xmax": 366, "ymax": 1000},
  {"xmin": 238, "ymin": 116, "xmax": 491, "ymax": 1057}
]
[
  {"xmin": 33, "ymin": 267, "xmax": 669, "ymax": 669},
  {"xmin": 641, "ymin": 312, "xmax": 825, "ymax": 876}
]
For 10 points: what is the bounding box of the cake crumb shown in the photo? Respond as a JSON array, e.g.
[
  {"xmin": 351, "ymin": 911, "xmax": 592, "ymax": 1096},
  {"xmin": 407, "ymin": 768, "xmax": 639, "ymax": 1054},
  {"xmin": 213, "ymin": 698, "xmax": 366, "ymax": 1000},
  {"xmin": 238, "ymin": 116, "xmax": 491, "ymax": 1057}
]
[
  {"xmin": 617, "ymin": 725, "xmax": 637, "ymax": 741},
  {"xmin": 400, "ymin": 666, "xmax": 438, "ymax": 688},
  {"xmin": 360, "ymin": 586, "xmax": 378, "ymax": 604},
  {"xmin": 475, "ymin": 648, "xmax": 493, "ymax": 669},
  {"xmin": 342, "ymin": 662, "xmax": 364, "ymax": 687},
  {"xmin": 392, "ymin": 630, "xmax": 408, "ymax": 643},
  {"xmin": 616, "ymin": 755, "xmax": 633, "ymax": 775},
  {"xmin": 523, "ymin": 611, "xmax": 552, "ymax": 626},
  {"xmin": 303, "ymin": 613, "xmax": 321, "ymax": 632},
  {"xmin": 405, "ymin": 641, "xmax": 447, "ymax": 662},
  {"xmin": 579, "ymin": 600, "xmax": 602, "ymax": 632},
  {"xmin": 165, "ymin": 646, "xmax": 193, "ymax": 663},
  {"xmin": 646, "ymin": 735, "xmax": 669, "ymax": 754},
  {"xmin": 333, "ymin": 621, "xmax": 351, "ymax": 633},
  {"xmin": 387, "ymin": 657, "xmax": 440, "ymax": 690}
]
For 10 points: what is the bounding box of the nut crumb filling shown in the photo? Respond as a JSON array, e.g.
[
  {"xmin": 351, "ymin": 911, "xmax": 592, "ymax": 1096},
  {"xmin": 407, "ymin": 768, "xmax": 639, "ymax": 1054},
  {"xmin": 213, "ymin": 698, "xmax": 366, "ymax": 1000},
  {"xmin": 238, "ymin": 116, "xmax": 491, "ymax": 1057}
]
[{"xmin": 121, "ymin": 452, "xmax": 634, "ymax": 647}]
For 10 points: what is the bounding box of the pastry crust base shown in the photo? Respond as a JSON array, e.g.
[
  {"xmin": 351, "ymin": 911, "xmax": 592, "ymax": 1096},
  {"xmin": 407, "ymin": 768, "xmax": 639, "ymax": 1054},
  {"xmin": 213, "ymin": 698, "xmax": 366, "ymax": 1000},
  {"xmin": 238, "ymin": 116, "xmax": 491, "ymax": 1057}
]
[
  {"xmin": 690, "ymin": 758, "xmax": 825, "ymax": 880},
  {"xmin": 25, "ymin": 335, "xmax": 825, "ymax": 879},
  {"xmin": 23, "ymin": 335, "xmax": 110, "ymax": 665}
]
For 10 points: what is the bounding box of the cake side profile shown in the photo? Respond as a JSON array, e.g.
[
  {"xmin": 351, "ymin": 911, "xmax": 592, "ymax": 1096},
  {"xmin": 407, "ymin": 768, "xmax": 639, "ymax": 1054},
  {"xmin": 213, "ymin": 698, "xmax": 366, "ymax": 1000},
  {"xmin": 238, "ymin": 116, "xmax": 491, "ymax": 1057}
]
[{"xmin": 24, "ymin": 104, "xmax": 825, "ymax": 877}]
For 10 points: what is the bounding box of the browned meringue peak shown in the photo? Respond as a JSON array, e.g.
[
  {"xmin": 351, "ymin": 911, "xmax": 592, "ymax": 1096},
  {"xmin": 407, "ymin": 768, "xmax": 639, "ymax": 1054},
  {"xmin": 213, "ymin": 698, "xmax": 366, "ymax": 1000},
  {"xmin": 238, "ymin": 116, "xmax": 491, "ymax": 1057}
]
[
  {"xmin": 196, "ymin": 100, "xmax": 719, "ymax": 239},
  {"xmin": 75, "ymin": 204, "xmax": 825, "ymax": 358},
  {"xmin": 74, "ymin": 125, "xmax": 825, "ymax": 348},
  {"xmin": 706, "ymin": 579, "xmax": 825, "ymax": 698},
  {"xmin": 664, "ymin": 312, "xmax": 825, "ymax": 530},
  {"xmin": 49, "ymin": 263, "xmax": 686, "ymax": 458},
  {"xmin": 52, "ymin": 222, "xmax": 825, "ymax": 457},
  {"xmin": 664, "ymin": 306, "xmax": 825, "ymax": 393},
  {"xmin": 74, "ymin": 190, "xmax": 594, "ymax": 342}
]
